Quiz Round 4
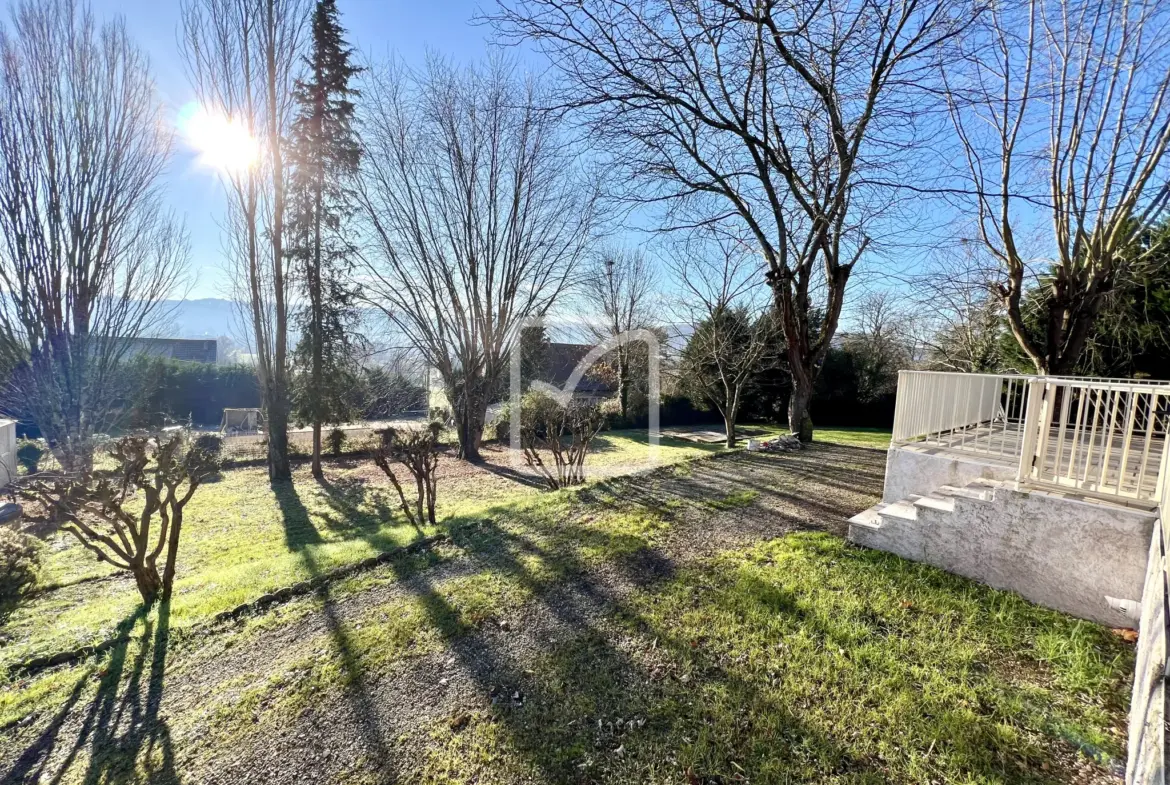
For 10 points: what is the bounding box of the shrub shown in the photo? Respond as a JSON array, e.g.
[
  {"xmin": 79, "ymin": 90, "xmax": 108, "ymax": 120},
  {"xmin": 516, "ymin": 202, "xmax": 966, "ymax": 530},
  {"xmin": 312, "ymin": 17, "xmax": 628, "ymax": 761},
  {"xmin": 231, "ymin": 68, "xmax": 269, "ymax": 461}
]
[
  {"xmin": 193, "ymin": 433, "xmax": 224, "ymax": 458},
  {"xmin": 0, "ymin": 527, "xmax": 40, "ymax": 605},
  {"xmin": 489, "ymin": 403, "xmax": 513, "ymax": 443},
  {"xmin": 429, "ymin": 406, "xmax": 452, "ymax": 426},
  {"xmin": 21, "ymin": 431, "xmax": 220, "ymax": 605},
  {"xmin": 372, "ymin": 424, "xmax": 441, "ymax": 527},
  {"xmin": 597, "ymin": 397, "xmax": 626, "ymax": 430},
  {"xmin": 328, "ymin": 428, "xmax": 346, "ymax": 456},
  {"xmin": 519, "ymin": 391, "xmax": 604, "ymax": 490},
  {"xmin": 15, "ymin": 439, "xmax": 45, "ymax": 475}
]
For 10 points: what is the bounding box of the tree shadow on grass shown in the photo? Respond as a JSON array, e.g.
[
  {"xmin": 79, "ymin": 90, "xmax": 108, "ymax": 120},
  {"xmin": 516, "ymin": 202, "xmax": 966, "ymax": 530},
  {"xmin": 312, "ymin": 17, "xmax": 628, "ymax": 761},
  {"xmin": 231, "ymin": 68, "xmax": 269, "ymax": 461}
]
[
  {"xmin": 4, "ymin": 603, "xmax": 177, "ymax": 785},
  {"xmin": 367, "ymin": 512, "xmax": 877, "ymax": 782},
  {"xmin": 274, "ymin": 481, "xmax": 397, "ymax": 781}
]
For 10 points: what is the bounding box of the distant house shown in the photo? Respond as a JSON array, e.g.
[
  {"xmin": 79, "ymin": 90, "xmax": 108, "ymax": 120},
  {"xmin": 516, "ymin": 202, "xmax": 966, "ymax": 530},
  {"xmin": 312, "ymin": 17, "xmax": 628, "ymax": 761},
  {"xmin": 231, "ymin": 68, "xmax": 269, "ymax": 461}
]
[
  {"xmin": 540, "ymin": 342, "xmax": 617, "ymax": 402},
  {"xmin": 126, "ymin": 338, "xmax": 217, "ymax": 364}
]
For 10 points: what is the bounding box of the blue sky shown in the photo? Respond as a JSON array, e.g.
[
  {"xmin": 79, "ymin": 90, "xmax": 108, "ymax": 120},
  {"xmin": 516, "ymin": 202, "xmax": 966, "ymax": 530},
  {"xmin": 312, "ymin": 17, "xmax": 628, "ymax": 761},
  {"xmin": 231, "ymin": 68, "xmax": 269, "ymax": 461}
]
[{"xmin": 89, "ymin": 0, "xmax": 531, "ymax": 299}]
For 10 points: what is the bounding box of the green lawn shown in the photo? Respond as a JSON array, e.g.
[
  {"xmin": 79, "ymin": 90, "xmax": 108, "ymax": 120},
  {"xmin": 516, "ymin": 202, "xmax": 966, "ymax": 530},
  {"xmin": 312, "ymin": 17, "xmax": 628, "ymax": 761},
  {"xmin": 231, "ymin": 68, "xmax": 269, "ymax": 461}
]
[
  {"xmin": 0, "ymin": 428, "xmax": 758, "ymax": 672},
  {"xmin": 0, "ymin": 444, "xmax": 1131, "ymax": 784},
  {"xmin": 815, "ymin": 426, "xmax": 892, "ymax": 450}
]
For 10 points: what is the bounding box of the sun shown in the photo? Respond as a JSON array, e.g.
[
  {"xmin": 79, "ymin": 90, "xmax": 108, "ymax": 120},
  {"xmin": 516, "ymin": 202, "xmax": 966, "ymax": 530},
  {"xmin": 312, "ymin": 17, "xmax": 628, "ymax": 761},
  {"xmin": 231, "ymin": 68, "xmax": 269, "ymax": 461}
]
[{"xmin": 178, "ymin": 103, "xmax": 260, "ymax": 174}]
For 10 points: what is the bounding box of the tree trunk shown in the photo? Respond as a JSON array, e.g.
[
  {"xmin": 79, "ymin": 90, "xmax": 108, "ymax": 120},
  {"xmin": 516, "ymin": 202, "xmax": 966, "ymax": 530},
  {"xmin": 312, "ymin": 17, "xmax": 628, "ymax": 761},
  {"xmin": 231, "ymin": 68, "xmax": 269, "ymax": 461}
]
[
  {"xmin": 454, "ymin": 396, "xmax": 486, "ymax": 462},
  {"xmin": 724, "ymin": 414, "xmax": 736, "ymax": 448},
  {"xmin": 447, "ymin": 370, "xmax": 491, "ymax": 463},
  {"xmin": 618, "ymin": 349, "xmax": 629, "ymax": 420},
  {"xmin": 311, "ymin": 424, "xmax": 323, "ymax": 479},
  {"xmin": 132, "ymin": 562, "xmax": 163, "ymax": 606},
  {"xmin": 267, "ymin": 394, "xmax": 292, "ymax": 481},
  {"xmin": 161, "ymin": 507, "xmax": 184, "ymax": 601},
  {"xmin": 788, "ymin": 376, "xmax": 814, "ymax": 443}
]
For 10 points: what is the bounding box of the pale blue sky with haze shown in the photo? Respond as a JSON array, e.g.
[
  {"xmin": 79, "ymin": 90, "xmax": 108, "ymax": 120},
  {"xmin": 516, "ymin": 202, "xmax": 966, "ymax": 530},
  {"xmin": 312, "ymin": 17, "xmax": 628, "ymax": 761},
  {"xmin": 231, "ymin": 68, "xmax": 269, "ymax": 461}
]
[{"xmin": 87, "ymin": 0, "xmax": 538, "ymax": 299}]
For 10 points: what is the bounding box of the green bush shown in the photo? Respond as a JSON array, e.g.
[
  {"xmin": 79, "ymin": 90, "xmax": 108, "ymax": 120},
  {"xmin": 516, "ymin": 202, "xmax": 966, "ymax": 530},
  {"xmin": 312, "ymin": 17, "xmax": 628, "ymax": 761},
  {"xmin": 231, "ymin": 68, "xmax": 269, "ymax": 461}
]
[
  {"xmin": 16, "ymin": 439, "xmax": 45, "ymax": 474},
  {"xmin": 125, "ymin": 357, "xmax": 261, "ymax": 427},
  {"xmin": 490, "ymin": 403, "xmax": 512, "ymax": 443},
  {"xmin": 193, "ymin": 433, "xmax": 224, "ymax": 458},
  {"xmin": 0, "ymin": 528, "xmax": 40, "ymax": 606},
  {"xmin": 597, "ymin": 397, "xmax": 626, "ymax": 430},
  {"xmin": 328, "ymin": 428, "xmax": 346, "ymax": 456}
]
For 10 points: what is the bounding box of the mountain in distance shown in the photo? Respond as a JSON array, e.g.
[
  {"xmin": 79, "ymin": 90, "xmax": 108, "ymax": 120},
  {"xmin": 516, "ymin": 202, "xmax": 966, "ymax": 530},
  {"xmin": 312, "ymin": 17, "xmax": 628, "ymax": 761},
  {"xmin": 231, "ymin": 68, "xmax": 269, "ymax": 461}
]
[{"xmin": 157, "ymin": 298, "xmax": 240, "ymax": 339}]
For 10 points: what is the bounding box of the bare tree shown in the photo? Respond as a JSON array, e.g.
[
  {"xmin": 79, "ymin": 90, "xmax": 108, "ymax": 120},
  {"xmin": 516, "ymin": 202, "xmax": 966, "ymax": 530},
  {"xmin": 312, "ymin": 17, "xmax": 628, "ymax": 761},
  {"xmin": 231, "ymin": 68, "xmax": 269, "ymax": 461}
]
[
  {"xmin": 489, "ymin": 0, "xmax": 977, "ymax": 440},
  {"xmin": 841, "ymin": 291, "xmax": 917, "ymax": 400},
  {"xmin": 0, "ymin": 0, "xmax": 187, "ymax": 472},
  {"xmin": 945, "ymin": 0, "xmax": 1170, "ymax": 374},
  {"xmin": 181, "ymin": 0, "xmax": 310, "ymax": 480},
  {"xmin": 579, "ymin": 248, "xmax": 659, "ymax": 420},
  {"xmin": 673, "ymin": 236, "xmax": 774, "ymax": 447},
  {"xmin": 357, "ymin": 56, "xmax": 598, "ymax": 462},
  {"xmin": 914, "ymin": 246, "xmax": 1010, "ymax": 372}
]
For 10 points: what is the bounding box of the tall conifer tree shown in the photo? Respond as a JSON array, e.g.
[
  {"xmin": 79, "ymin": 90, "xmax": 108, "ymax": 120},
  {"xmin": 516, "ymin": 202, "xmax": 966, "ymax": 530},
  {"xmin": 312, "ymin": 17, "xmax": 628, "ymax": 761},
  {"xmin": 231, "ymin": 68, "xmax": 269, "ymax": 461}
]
[{"xmin": 287, "ymin": 0, "xmax": 362, "ymax": 478}]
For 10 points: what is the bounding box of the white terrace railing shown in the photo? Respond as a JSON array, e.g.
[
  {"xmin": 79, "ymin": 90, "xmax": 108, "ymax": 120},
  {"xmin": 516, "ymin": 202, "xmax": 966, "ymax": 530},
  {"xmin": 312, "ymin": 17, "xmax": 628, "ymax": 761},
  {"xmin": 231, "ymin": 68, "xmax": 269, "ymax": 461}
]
[{"xmin": 892, "ymin": 370, "xmax": 1170, "ymax": 506}]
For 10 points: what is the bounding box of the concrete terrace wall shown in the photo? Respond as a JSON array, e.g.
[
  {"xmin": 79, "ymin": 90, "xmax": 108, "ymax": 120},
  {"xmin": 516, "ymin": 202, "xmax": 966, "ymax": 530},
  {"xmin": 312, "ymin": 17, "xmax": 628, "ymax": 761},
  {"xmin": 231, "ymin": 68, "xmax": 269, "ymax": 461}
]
[{"xmin": 1129, "ymin": 517, "xmax": 1168, "ymax": 785}]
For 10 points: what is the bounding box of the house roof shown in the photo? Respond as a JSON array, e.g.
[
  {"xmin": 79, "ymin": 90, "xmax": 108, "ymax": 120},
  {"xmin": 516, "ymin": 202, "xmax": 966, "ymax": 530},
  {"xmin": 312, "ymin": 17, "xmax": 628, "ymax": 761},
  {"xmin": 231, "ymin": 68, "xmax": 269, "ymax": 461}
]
[{"xmin": 543, "ymin": 343, "xmax": 617, "ymax": 395}]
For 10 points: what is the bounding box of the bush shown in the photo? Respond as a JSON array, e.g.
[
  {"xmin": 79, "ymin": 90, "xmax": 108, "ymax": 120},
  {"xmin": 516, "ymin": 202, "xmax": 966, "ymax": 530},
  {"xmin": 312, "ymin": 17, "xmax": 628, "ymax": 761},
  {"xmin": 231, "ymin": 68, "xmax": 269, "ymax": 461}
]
[
  {"xmin": 372, "ymin": 424, "xmax": 441, "ymax": 527},
  {"xmin": 22, "ymin": 431, "xmax": 220, "ymax": 605},
  {"xmin": 519, "ymin": 391, "xmax": 603, "ymax": 489},
  {"xmin": 16, "ymin": 439, "xmax": 45, "ymax": 475},
  {"xmin": 193, "ymin": 433, "xmax": 224, "ymax": 458},
  {"xmin": 597, "ymin": 397, "xmax": 627, "ymax": 430},
  {"xmin": 125, "ymin": 357, "xmax": 261, "ymax": 428},
  {"xmin": 0, "ymin": 527, "xmax": 40, "ymax": 605},
  {"xmin": 489, "ymin": 403, "xmax": 512, "ymax": 443},
  {"xmin": 328, "ymin": 428, "xmax": 346, "ymax": 456}
]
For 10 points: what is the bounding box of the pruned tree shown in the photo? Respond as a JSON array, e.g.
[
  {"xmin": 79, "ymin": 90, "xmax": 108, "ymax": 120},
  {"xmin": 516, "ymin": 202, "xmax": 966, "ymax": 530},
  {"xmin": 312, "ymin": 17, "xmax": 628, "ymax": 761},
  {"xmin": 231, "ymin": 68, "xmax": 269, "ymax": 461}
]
[
  {"xmin": 371, "ymin": 424, "xmax": 440, "ymax": 528},
  {"xmin": 673, "ymin": 236, "xmax": 774, "ymax": 447},
  {"xmin": 519, "ymin": 391, "xmax": 603, "ymax": 489},
  {"xmin": 357, "ymin": 56, "xmax": 598, "ymax": 462},
  {"xmin": 945, "ymin": 0, "xmax": 1170, "ymax": 374},
  {"xmin": 22, "ymin": 432, "xmax": 220, "ymax": 605},
  {"xmin": 580, "ymin": 248, "xmax": 659, "ymax": 420},
  {"xmin": 181, "ymin": 0, "xmax": 311, "ymax": 480},
  {"xmin": 287, "ymin": 0, "xmax": 363, "ymax": 480},
  {"xmin": 0, "ymin": 0, "xmax": 188, "ymax": 472},
  {"xmin": 489, "ymin": 0, "xmax": 978, "ymax": 440}
]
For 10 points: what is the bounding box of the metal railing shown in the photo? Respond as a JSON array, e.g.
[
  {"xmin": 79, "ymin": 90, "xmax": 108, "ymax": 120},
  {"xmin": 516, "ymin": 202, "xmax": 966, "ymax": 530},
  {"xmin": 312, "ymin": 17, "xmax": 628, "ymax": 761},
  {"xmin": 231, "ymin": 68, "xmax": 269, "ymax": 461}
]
[{"xmin": 892, "ymin": 370, "xmax": 1170, "ymax": 504}]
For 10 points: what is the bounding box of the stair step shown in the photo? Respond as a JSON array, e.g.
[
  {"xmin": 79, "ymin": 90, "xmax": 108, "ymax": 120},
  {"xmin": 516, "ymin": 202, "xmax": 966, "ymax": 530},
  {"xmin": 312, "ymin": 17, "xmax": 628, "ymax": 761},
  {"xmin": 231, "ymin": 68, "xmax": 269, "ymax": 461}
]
[
  {"xmin": 881, "ymin": 499, "xmax": 919, "ymax": 521},
  {"xmin": 937, "ymin": 484, "xmax": 994, "ymax": 502},
  {"xmin": 848, "ymin": 504, "xmax": 885, "ymax": 528},
  {"xmin": 913, "ymin": 495, "xmax": 955, "ymax": 513}
]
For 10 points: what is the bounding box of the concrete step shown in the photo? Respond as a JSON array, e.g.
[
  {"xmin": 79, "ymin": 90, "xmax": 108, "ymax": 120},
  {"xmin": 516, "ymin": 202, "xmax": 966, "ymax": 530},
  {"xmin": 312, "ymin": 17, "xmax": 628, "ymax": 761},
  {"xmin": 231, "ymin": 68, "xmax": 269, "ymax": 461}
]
[
  {"xmin": 913, "ymin": 495, "xmax": 956, "ymax": 513},
  {"xmin": 937, "ymin": 483, "xmax": 995, "ymax": 502},
  {"xmin": 880, "ymin": 499, "xmax": 919, "ymax": 521},
  {"xmin": 848, "ymin": 504, "xmax": 886, "ymax": 528}
]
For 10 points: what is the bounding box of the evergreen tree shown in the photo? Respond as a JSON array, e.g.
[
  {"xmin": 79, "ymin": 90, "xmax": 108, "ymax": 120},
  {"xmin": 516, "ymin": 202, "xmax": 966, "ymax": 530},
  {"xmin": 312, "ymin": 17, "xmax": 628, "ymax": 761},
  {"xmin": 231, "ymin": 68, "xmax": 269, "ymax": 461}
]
[{"xmin": 287, "ymin": 0, "xmax": 363, "ymax": 479}]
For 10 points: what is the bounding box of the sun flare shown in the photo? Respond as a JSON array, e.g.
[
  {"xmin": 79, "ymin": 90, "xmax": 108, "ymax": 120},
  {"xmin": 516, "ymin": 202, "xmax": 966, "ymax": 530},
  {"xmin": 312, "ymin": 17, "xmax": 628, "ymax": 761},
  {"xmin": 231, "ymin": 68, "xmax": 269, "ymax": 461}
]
[{"xmin": 179, "ymin": 103, "xmax": 260, "ymax": 174}]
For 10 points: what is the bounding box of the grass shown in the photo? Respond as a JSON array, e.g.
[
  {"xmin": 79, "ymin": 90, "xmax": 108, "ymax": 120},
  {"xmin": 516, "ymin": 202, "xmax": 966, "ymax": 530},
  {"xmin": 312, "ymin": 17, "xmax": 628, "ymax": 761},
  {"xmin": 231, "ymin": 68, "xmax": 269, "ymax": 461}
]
[
  {"xmin": 0, "ymin": 428, "xmax": 752, "ymax": 672},
  {"xmin": 815, "ymin": 426, "xmax": 892, "ymax": 450},
  {"xmin": 0, "ymin": 427, "xmax": 1126, "ymax": 785},
  {"xmin": 415, "ymin": 531, "xmax": 1130, "ymax": 783}
]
